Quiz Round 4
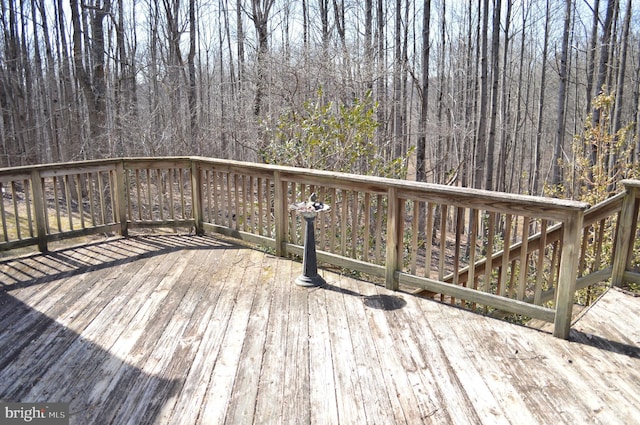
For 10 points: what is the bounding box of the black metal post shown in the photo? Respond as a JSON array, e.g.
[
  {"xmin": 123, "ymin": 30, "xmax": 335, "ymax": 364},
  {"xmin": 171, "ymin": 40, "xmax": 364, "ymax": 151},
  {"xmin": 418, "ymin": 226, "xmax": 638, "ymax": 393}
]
[{"xmin": 295, "ymin": 215, "xmax": 326, "ymax": 287}]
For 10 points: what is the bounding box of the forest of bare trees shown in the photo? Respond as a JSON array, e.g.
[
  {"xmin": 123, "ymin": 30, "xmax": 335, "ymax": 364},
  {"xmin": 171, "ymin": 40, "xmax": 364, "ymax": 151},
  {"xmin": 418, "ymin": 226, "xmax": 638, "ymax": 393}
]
[{"xmin": 1, "ymin": 0, "xmax": 640, "ymax": 196}]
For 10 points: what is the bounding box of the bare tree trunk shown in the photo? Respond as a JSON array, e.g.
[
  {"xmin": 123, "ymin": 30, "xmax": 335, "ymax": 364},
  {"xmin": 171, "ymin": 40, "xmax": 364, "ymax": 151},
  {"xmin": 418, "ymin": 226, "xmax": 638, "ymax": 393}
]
[
  {"xmin": 633, "ymin": 38, "xmax": 640, "ymax": 164},
  {"xmin": 188, "ymin": 0, "xmax": 199, "ymax": 153},
  {"xmin": 319, "ymin": 0, "xmax": 330, "ymax": 50},
  {"xmin": 237, "ymin": 0, "xmax": 245, "ymax": 82},
  {"xmin": 416, "ymin": 0, "xmax": 431, "ymax": 184},
  {"xmin": 592, "ymin": 0, "xmax": 617, "ymax": 128},
  {"xmin": 460, "ymin": 0, "xmax": 476, "ymax": 189},
  {"xmin": 551, "ymin": 0, "xmax": 572, "ymax": 187},
  {"xmin": 474, "ymin": 0, "xmax": 489, "ymax": 189},
  {"xmin": 393, "ymin": 0, "xmax": 403, "ymax": 159},
  {"xmin": 609, "ymin": 0, "xmax": 632, "ymax": 185},
  {"xmin": 365, "ymin": 0, "xmax": 373, "ymax": 90},
  {"xmin": 302, "ymin": 0, "xmax": 309, "ymax": 47},
  {"xmin": 376, "ymin": 0, "xmax": 386, "ymax": 150},
  {"xmin": 585, "ymin": 0, "xmax": 600, "ymax": 114},
  {"xmin": 612, "ymin": 0, "xmax": 632, "ymax": 135},
  {"xmin": 251, "ymin": 0, "xmax": 274, "ymax": 121},
  {"xmin": 70, "ymin": 0, "xmax": 110, "ymax": 158},
  {"xmin": 497, "ymin": 0, "xmax": 512, "ymax": 192},
  {"xmin": 485, "ymin": 0, "xmax": 501, "ymax": 192},
  {"xmin": 510, "ymin": 1, "xmax": 528, "ymax": 193},
  {"xmin": 533, "ymin": 0, "xmax": 550, "ymax": 194},
  {"xmin": 436, "ymin": 0, "xmax": 446, "ymax": 183}
]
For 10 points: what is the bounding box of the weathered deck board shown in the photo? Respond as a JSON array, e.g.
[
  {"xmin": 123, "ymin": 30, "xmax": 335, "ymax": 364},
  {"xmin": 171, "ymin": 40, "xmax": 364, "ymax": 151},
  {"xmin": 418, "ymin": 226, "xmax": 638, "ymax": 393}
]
[{"xmin": 1, "ymin": 234, "xmax": 639, "ymax": 425}]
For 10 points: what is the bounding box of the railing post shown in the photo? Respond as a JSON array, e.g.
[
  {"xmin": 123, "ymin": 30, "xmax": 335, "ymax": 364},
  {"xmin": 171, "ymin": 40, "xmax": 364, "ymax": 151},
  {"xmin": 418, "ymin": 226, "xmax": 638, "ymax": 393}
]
[
  {"xmin": 385, "ymin": 187, "xmax": 402, "ymax": 290},
  {"xmin": 274, "ymin": 171, "xmax": 287, "ymax": 257},
  {"xmin": 553, "ymin": 210, "xmax": 584, "ymax": 339},
  {"xmin": 611, "ymin": 180, "xmax": 640, "ymax": 287},
  {"xmin": 115, "ymin": 161, "xmax": 128, "ymax": 237},
  {"xmin": 191, "ymin": 160, "xmax": 204, "ymax": 235},
  {"xmin": 30, "ymin": 170, "xmax": 48, "ymax": 252}
]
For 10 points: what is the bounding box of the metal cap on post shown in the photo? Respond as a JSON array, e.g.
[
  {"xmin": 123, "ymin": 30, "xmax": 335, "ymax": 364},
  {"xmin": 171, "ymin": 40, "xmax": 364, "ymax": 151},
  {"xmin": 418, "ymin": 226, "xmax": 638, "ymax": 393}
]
[{"xmin": 289, "ymin": 193, "xmax": 330, "ymax": 287}]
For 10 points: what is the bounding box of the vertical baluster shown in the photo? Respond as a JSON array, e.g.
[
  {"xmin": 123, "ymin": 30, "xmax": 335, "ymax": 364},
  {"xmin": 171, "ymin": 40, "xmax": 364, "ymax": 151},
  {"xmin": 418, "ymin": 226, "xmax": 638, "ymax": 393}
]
[
  {"xmin": 424, "ymin": 202, "xmax": 434, "ymax": 278},
  {"xmin": 258, "ymin": 177, "xmax": 264, "ymax": 236},
  {"xmin": 10, "ymin": 181, "xmax": 21, "ymax": 239},
  {"xmin": 534, "ymin": 219, "xmax": 548, "ymax": 305},
  {"xmin": 225, "ymin": 173, "xmax": 232, "ymax": 228},
  {"xmin": 593, "ymin": 218, "xmax": 606, "ymax": 271},
  {"xmin": 212, "ymin": 171, "xmax": 219, "ymax": 224},
  {"xmin": 243, "ymin": 175, "xmax": 249, "ymax": 232},
  {"xmin": 340, "ymin": 190, "xmax": 348, "ymax": 256},
  {"xmin": 517, "ymin": 216, "xmax": 530, "ymax": 300},
  {"xmin": 410, "ymin": 200, "xmax": 419, "ymax": 274},
  {"xmin": 157, "ymin": 169, "xmax": 164, "ymax": 221},
  {"xmin": 330, "ymin": 188, "xmax": 338, "ymax": 254},
  {"xmin": 24, "ymin": 179, "xmax": 34, "ymax": 238},
  {"xmin": 498, "ymin": 214, "xmax": 512, "ymax": 297},
  {"xmin": 363, "ymin": 192, "xmax": 371, "ymax": 263},
  {"xmin": 483, "ymin": 211, "xmax": 495, "ymax": 294},
  {"xmin": 75, "ymin": 175, "xmax": 85, "ymax": 229},
  {"xmin": 318, "ymin": 186, "xmax": 327, "ymax": 251},
  {"xmin": 351, "ymin": 190, "xmax": 358, "ymax": 259},
  {"xmin": 375, "ymin": 194, "xmax": 383, "ymax": 264},
  {"xmin": 453, "ymin": 206, "xmax": 464, "ymax": 305},
  {"xmin": 144, "ymin": 169, "xmax": 151, "ymax": 221},
  {"xmin": 0, "ymin": 182, "xmax": 7, "ymax": 241},
  {"xmin": 62, "ymin": 175, "xmax": 73, "ymax": 230},
  {"xmin": 204, "ymin": 170, "xmax": 211, "ymax": 223},
  {"xmin": 109, "ymin": 169, "xmax": 117, "ymax": 224},
  {"xmin": 52, "ymin": 176, "xmax": 62, "ymax": 232},
  {"xmin": 168, "ymin": 168, "xmax": 175, "ymax": 220},
  {"xmin": 468, "ymin": 208, "xmax": 479, "ymax": 309},
  {"xmin": 266, "ymin": 178, "xmax": 272, "ymax": 238},
  {"xmin": 438, "ymin": 204, "xmax": 448, "ymax": 302},
  {"xmin": 549, "ymin": 239, "xmax": 560, "ymax": 294},
  {"xmin": 289, "ymin": 182, "xmax": 297, "ymax": 244}
]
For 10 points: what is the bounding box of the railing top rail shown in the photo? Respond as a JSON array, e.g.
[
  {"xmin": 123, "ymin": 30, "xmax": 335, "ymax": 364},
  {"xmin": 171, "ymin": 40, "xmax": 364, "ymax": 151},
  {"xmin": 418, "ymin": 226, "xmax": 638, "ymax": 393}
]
[
  {"xmin": 1, "ymin": 156, "xmax": 591, "ymax": 221},
  {"xmin": 621, "ymin": 179, "xmax": 640, "ymax": 189},
  {"xmin": 194, "ymin": 157, "xmax": 590, "ymax": 221},
  {"xmin": 0, "ymin": 158, "xmax": 122, "ymax": 177}
]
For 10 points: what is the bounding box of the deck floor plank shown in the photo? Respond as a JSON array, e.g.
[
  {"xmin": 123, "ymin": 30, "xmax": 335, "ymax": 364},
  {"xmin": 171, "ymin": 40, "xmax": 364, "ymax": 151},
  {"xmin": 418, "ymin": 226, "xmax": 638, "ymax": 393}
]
[
  {"xmin": 199, "ymin": 249, "xmax": 262, "ymax": 425},
  {"xmin": 251, "ymin": 255, "xmax": 292, "ymax": 425},
  {"xmin": 323, "ymin": 275, "xmax": 368, "ymax": 425},
  {"xmin": 161, "ymin": 245, "xmax": 239, "ymax": 425},
  {"xmin": 1, "ymin": 235, "xmax": 639, "ymax": 425},
  {"xmin": 339, "ymin": 277, "xmax": 400, "ymax": 425},
  {"xmin": 353, "ymin": 279, "xmax": 431, "ymax": 424},
  {"xmin": 307, "ymin": 276, "xmax": 339, "ymax": 425},
  {"xmin": 410, "ymin": 293, "xmax": 516, "ymax": 425},
  {"xmin": 224, "ymin": 249, "xmax": 270, "ymax": 425}
]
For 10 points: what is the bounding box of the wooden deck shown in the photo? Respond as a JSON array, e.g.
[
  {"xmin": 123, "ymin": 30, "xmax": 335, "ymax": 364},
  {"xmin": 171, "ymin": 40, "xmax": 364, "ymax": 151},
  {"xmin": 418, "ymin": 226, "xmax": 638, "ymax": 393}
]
[{"xmin": 1, "ymin": 234, "xmax": 639, "ymax": 425}]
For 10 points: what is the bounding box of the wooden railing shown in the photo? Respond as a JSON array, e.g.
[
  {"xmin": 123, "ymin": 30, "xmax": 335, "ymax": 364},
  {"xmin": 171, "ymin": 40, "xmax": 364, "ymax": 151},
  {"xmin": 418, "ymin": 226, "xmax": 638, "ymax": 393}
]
[{"xmin": 1, "ymin": 157, "xmax": 639, "ymax": 339}]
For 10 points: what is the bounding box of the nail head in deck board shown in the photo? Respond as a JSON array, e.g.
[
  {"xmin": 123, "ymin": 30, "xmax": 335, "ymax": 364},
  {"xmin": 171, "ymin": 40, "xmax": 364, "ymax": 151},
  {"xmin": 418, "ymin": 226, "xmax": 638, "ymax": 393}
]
[{"xmin": 0, "ymin": 235, "xmax": 639, "ymax": 424}]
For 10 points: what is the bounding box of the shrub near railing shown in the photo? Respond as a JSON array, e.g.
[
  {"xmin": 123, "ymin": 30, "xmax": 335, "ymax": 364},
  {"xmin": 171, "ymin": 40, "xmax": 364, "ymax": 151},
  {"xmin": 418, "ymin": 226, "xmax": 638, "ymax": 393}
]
[{"xmin": 4, "ymin": 157, "xmax": 640, "ymax": 340}]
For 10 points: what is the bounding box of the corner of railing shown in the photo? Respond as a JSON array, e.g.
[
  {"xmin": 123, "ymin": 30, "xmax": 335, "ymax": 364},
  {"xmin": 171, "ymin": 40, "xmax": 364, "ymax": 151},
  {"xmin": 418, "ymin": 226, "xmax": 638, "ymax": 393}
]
[
  {"xmin": 611, "ymin": 179, "xmax": 640, "ymax": 288},
  {"xmin": 30, "ymin": 169, "xmax": 48, "ymax": 252},
  {"xmin": 191, "ymin": 159, "xmax": 204, "ymax": 235},
  {"xmin": 553, "ymin": 207, "xmax": 586, "ymax": 339}
]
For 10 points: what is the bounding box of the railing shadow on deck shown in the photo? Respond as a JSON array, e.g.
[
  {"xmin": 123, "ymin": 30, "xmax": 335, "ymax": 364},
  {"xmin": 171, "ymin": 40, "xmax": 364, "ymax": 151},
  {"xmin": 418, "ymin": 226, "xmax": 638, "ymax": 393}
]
[
  {"xmin": 569, "ymin": 330, "xmax": 640, "ymax": 359},
  {"xmin": 1, "ymin": 157, "xmax": 639, "ymax": 339},
  {"xmin": 0, "ymin": 234, "xmax": 240, "ymax": 291},
  {"xmin": 0, "ymin": 293, "xmax": 180, "ymax": 423}
]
